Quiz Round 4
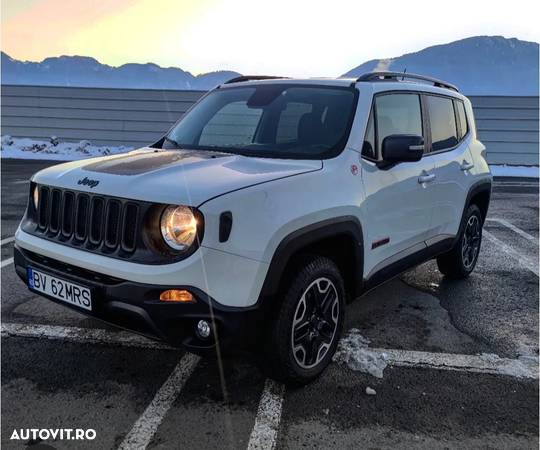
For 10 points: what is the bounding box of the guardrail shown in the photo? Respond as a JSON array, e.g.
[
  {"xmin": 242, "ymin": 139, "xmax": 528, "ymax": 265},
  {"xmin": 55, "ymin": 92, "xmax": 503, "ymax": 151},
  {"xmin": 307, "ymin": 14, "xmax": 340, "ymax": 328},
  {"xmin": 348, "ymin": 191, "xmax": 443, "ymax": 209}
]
[{"xmin": 1, "ymin": 85, "xmax": 538, "ymax": 165}]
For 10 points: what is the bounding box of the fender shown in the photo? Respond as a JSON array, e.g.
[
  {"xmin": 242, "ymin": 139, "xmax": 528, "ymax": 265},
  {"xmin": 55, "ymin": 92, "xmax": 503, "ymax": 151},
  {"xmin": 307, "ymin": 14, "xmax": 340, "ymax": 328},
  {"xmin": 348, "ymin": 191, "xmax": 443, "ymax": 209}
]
[
  {"xmin": 453, "ymin": 178, "xmax": 492, "ymax": 246},
  {"xmin": 257, "ymin": 216, "xmax": 364, "ymax": 305}
]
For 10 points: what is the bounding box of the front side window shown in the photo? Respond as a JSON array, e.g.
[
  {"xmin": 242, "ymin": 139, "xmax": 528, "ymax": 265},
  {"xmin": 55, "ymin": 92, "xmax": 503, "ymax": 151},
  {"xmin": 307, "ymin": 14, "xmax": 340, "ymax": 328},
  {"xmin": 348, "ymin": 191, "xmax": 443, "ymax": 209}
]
[
  {"xmin": 163, "ymin": 85, "xmax": 357, "ymax": 159},
  {"xmin": 426, "ymin": 95, "xmax": 458, "ymax": 151},
  {"xmin": 375, "ymin": 94, "xmax": 423, "ymax": 152}
]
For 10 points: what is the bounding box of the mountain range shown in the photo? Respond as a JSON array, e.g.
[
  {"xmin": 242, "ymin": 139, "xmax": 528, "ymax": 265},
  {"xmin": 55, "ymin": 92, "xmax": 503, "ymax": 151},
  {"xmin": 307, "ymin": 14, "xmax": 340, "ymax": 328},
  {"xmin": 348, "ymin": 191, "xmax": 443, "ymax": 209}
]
[
  {"xmin": 343, "ymin": 36, "xmax": 538, "ymax": 95},
  {"xmin": 1, "ymin": 52, "xmax": 240, "ymax": 91},
  {"xmin": 1, "ymin": 36, "xmax": 538, "ymax": 94}
]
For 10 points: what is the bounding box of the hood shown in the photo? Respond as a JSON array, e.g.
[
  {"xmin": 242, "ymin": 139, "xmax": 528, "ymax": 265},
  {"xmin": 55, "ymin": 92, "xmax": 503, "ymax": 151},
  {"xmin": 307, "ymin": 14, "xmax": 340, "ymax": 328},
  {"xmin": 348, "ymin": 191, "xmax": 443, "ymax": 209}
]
[{"xmin": 32, "ymin": 148, "xmax": 322, "ymax": 206}]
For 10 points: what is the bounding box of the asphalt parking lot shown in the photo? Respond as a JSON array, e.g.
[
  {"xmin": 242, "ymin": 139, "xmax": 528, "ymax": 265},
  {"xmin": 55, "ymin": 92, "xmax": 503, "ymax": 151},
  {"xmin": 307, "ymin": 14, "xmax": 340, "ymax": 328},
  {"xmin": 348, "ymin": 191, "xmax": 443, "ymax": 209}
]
[{"xmin": 1, "ymin": 159, "xmax": 538, "ymax": 449}]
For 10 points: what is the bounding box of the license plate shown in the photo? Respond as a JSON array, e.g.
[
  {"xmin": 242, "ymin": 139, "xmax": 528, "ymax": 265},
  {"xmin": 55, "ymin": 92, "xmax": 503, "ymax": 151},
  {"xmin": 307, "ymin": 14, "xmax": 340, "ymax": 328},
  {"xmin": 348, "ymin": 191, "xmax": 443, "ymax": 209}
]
[{"xmin": 27, "ymin": 267, "xmax": 92, "ymax": 311}]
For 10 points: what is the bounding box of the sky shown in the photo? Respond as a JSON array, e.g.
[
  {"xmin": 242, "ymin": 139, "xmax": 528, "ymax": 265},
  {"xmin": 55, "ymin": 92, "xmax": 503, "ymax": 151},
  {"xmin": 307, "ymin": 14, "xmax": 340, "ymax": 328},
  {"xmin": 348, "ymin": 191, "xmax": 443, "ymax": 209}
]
[{"xmin": 2, "ymin": 0, "xmax": 539, "ymax": 77}]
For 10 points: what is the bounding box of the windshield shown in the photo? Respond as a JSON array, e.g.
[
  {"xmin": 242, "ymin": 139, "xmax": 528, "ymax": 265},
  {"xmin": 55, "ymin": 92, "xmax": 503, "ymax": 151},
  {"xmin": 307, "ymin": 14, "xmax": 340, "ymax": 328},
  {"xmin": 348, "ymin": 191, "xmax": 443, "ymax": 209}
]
[{"xmin": 162, "ymin": 84, "xmax": 357, "ymax": 159}]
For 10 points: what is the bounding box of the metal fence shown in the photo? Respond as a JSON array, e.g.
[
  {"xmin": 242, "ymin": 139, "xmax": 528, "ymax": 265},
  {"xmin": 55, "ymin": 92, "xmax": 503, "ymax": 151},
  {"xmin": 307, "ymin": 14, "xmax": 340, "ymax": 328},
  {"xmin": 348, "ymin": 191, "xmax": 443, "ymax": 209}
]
[{"xmin": 1, "ymin": 85, "xmax": 538, "ymax": 165}]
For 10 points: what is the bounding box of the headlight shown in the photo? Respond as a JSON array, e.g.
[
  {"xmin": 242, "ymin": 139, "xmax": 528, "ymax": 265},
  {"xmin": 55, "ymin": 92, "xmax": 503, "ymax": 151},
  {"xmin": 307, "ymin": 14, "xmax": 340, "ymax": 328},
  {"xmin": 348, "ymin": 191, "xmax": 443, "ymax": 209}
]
[
  {"xmin": 160, "ymin": 205, "xmax": 198, "ymax": 251},
  {"xmin": 32, "ymin": 185, "xmax": 39, "ymax": 210}
]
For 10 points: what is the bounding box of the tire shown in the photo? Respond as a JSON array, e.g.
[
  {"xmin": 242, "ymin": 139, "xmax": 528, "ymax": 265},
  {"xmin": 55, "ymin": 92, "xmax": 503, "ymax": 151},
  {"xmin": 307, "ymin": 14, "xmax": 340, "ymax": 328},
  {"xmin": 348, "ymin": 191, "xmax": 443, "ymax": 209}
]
[
  {"xmin": 437, "ymin": 204, "xmax": 483, "ymax": 279},
  {"xmin": 262, "ymin": 255, "xmax": 345, "ymax": 385}
]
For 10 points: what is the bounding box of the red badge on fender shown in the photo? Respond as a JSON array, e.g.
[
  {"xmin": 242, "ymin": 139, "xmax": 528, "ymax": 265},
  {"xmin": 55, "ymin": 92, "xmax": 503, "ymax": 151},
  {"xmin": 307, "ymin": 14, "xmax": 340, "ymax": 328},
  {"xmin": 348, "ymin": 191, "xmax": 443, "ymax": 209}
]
[{"xmin": 350, "ymin": 165, "xmax": 358, "ymax": 175}]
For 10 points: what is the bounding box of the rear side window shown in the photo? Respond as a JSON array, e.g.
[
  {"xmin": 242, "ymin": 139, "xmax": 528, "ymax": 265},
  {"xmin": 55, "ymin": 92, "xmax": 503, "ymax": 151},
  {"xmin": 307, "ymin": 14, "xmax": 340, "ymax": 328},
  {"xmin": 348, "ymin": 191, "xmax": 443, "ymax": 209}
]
[
  {"xmin": 426, "ymin": 95, "xmax": 458, "ymax": 151},
  {"xmin": 375, "ymin": 94, "xmax": 423, "ymax": 152},
  {"xmin": 455, "ymin": 100, "xmax": 468, "ymax": 139}
]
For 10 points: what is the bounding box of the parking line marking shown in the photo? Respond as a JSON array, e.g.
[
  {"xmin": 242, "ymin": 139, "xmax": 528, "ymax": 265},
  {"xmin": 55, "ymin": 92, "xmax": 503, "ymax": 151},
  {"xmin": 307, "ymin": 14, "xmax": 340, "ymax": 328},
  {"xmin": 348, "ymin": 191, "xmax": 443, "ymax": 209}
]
[
  {"xmin": 487, "ymin": 218, "xmax": 538, "ymax": 244},
  {"xmin": 483, "ymin": 230, "xmax": 538, "ymax": 276},
  {"xmin": 379, "ymin": 348, "xmax": 538, "ymax": 379},
  {"xmin": 247, "ymin": 379, "xmax": 286, "ymax": 450},
  {"xmin": 118, "ymin": 353, "xmax": 200, "ymax": 450},
  {"xmin": 1, "ymin": 323, "xmax": 172, "ymax": 349},
  {"xmin": 1, "ymin": 257, "xmax": 14, "ymax": 268},
  {"xmin": 1, "ymin": 236, "xmax": 15, "ymax": 246},
  {"xmin": 2, "ymin": 322, "xmax": 538, "ymax": 380}
]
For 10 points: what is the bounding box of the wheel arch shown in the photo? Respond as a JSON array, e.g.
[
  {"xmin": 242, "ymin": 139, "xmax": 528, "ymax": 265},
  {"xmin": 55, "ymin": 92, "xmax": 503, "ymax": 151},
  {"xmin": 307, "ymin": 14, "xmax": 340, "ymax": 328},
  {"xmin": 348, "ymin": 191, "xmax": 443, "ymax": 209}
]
[
  {"xmin": 465, "ymin": 179, "xmax": 492, "ymax": 221},
  {"xmin": 453, "ymin": 179, "xmax": 492, "ymax": 247},
  {"xmin": 257, "ymin": 216, "xmax": 364, "ymax": 308}
]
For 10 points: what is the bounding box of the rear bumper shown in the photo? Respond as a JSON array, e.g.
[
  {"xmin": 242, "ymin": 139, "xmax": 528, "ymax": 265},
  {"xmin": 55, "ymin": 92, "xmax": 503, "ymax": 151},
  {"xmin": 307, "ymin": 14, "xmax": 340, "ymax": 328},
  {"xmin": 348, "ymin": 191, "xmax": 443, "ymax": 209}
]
[{"xmin": 14, "ymin": 246, "xmax": 266, "ymax": 354}]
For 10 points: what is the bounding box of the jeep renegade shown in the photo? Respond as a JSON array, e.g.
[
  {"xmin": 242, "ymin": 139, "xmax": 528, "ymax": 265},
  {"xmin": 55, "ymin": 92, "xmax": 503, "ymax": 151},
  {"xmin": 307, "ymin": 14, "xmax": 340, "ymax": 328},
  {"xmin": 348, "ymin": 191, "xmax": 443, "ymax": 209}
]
[{"xmin": 14, "ymin": 72, "xmax": 492, "ymax": 384}]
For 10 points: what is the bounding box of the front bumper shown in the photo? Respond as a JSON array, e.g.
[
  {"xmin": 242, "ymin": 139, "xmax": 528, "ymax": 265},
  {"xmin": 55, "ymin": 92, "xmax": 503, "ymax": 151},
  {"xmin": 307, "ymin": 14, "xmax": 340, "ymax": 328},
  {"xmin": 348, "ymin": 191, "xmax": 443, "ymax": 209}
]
[{"xmin": 14, "ymin": 246, "xmax": 265, "ymax": 354}]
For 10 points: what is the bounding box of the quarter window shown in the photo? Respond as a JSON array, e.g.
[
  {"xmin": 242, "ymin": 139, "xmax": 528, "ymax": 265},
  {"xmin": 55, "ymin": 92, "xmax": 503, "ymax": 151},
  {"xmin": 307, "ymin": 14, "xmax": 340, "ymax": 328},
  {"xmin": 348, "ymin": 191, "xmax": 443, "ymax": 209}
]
[
  {"xmin": 375, "ymin": 94, "xmax": 423, "ymax": 153},
  {"xmin": 455, "ymin": 100, "xmax": 468, "ymax": 139},
  {"xmin": 426, "ymin": 95, "xmax": 458, "ymax": 151}
]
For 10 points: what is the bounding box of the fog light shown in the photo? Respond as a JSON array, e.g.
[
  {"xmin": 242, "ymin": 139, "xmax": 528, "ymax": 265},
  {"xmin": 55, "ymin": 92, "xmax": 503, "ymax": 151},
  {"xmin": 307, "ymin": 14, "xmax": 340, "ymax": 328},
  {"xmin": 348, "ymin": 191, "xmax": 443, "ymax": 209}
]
[
  {"xmin": 159, "ymin": 289, "xmax": 194, "ymax": 303},
  {"xmin": 197, "ymin": 320, "xmax": 211, "ymax": 339}
]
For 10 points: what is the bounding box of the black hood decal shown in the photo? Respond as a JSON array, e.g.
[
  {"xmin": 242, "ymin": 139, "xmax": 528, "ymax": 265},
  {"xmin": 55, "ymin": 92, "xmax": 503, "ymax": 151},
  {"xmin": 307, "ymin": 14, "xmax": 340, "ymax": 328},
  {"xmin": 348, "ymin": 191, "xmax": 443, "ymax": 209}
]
[{"xmin": 83, "ymin": 150, "xmax": 226, "ymax": 176}]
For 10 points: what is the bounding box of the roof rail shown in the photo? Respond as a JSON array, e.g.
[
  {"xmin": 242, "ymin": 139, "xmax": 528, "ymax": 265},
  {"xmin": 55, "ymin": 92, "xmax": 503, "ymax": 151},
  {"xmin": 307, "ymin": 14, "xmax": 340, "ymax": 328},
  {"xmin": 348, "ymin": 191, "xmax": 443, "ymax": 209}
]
[
  {"xmin": 224, "ymin": 75, "xmax": 289, "ymax": 84},
  {"xmin": 355, "ymin": 71, "xmax": 459, "ymax": 92}
]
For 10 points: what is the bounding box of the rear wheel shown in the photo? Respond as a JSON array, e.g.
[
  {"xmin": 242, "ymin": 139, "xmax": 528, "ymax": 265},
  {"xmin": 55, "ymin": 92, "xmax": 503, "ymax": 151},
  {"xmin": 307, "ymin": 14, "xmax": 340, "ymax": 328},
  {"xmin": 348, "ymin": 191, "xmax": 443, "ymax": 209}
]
[
  {"xmin": 437, "ymin": 204, "xmax": 483, "ymax": 278},
  {"xmin": 263, "ymin": 256, "xmax": 345, "ymax": 385}
]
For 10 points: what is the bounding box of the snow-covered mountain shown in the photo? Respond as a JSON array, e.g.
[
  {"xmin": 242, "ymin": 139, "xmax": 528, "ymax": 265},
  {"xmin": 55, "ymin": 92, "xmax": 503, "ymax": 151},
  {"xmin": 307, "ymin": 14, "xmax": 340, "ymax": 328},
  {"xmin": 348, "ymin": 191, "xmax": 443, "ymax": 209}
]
[
  {"xmin": 1, "ymin": 36, "xmax": 538, "ymax": 94},
  {"xmin": 0, "ymin": 52, "xmax": 240, "ymax": 90},
  {"xmin": 343, "ymin": 36, "xmax": 539, "ymax": 95}
]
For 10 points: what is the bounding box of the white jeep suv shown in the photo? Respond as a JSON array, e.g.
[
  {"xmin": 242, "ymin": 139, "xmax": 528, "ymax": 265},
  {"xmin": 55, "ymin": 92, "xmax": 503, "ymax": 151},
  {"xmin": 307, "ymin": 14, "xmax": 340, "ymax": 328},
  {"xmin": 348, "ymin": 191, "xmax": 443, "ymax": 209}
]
[{"xmin": 14, "ymin": 72, "xmax": 492, "ymax": 384}]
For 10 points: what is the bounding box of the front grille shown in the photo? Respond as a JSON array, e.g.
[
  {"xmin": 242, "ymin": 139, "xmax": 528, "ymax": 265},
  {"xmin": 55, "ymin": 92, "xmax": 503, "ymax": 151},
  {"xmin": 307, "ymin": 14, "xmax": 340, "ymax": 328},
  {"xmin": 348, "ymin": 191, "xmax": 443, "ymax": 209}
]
[
  {"xmin": 32, "ymin": 186, "xmax": 142, "ymax": 256},
  {"xmin": 23, "ymin": 183, "xmax": 204, "ymax": 264}
]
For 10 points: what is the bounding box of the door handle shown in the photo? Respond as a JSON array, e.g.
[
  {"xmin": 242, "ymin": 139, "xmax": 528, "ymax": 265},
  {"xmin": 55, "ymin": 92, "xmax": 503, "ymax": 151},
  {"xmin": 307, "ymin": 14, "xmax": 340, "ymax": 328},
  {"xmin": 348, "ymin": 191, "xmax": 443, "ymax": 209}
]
[
  {"xmin": 461, "ymin": 160, "xmax": 474, "ymax": 171},
  {"xmin": 418, "ymin": 173, "xmax": 436, "ymax": 184}
]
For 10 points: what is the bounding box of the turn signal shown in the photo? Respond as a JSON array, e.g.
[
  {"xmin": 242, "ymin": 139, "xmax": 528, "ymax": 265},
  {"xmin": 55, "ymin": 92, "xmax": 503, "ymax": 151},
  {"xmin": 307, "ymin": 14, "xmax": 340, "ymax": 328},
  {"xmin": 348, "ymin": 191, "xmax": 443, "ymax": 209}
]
[{"xmin": 159, "ymin": 289, "xmax": 194, "ymax": 303}]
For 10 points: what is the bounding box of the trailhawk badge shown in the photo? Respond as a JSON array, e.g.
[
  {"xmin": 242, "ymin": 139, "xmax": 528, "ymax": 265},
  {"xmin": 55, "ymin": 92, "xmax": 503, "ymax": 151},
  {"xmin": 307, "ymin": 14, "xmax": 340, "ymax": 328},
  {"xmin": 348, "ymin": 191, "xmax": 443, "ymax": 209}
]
[{"xmin": 77, "ymin": 177, "xmax": 100, "ymax": 188}]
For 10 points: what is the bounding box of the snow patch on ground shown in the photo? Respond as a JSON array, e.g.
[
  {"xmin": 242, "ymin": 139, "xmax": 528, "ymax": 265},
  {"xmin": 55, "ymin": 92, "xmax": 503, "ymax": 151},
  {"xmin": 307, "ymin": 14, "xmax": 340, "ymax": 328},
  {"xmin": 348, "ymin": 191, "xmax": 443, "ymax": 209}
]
[
  {"xmin": 333, "ymin": 329, "xmax": 389, "ymax": 378},
  {"xmin": 489, "ymin": 165, "xmax": 539, "ymax": 178},
  {"xmin": 1, "ymin": 136, "xmax": 133, "ymax": 160},
  {"xmin": 478, "ymin": 353, "xmax": 540, "ymax": 378}
]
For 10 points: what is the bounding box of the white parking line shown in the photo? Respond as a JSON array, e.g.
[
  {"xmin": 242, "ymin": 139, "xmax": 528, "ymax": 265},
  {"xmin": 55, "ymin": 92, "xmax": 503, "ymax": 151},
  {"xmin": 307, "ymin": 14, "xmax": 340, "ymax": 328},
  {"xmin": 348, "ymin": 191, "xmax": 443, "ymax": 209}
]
[
  {"xmin": 118, "ymin": 353, "xmax": 200, "ymax": 450},
  {"xmin": 1, "ymin": 323, "xmax": 172, "ymax": 349},
  {"xmin": 483, "ymin": 230, "xmax": 538, "ymax": 276},
  {"xmin": 3, "ymin": 322, "xmax": 538, "ymax": 380},
  {"xmin": 1, "ymin": 257, "xmax": 14, "ymax": 268},
  {"xmin": 247, "ymin": 379, "xmax": 286, "ymax": 450},
  {"xmin": 380, "ymin": 348, "xmax": 538, "ymax": 379},
  {"xmin": 487, "ymin": 218, "xmax": 538, "ymax": 244},
  {"xmin": 1, "ymin": 236, "xmax": 15, "ymax": 246}
]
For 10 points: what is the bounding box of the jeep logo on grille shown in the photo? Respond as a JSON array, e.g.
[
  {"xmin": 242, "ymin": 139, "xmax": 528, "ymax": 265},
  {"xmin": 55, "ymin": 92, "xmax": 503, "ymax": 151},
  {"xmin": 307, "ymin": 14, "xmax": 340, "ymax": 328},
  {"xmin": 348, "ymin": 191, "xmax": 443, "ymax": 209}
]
[{"xmin": 78, "ymin": 177, "xmax": 100, "ymax": 188}]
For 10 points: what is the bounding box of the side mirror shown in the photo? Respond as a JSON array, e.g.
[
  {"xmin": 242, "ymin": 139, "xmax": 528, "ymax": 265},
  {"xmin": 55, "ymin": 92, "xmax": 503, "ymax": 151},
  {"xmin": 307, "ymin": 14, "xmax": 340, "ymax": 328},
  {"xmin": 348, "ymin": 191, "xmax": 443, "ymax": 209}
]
[{"xmin": 381, "ymin": 135, "xmax": 424, "ymax": 163}]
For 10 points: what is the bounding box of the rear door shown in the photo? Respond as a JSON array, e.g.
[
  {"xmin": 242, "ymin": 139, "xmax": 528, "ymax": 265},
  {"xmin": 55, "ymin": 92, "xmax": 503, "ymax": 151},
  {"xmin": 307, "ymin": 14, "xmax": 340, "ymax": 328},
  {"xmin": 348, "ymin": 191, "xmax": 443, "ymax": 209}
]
[
  {"xmin": 360, "ymin": 92, "xmax": 436, "ymax": 278},
  {"xmin": 423, "ymin": 95, "xmax": 474, "ymax": 243}
]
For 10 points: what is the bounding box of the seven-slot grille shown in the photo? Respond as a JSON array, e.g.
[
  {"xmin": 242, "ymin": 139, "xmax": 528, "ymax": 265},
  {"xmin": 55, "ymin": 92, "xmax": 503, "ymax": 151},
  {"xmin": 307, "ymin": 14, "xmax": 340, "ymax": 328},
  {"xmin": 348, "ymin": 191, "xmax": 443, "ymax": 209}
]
[{"xmin": 34, "ymin": 186, "xmax": 140, "ymax": 254}]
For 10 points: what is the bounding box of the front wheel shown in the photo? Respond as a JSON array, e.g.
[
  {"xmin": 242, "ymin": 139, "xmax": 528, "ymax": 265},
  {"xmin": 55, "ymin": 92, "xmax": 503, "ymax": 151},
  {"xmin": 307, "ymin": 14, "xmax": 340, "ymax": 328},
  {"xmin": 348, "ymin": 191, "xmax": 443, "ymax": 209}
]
[
  {"xmin": 263, "ymin": 256, "xmax": 345, "ymax": 385},
  {"xmin": 437, "ymin": 204, "xmax": 483, "ymax": 278}
]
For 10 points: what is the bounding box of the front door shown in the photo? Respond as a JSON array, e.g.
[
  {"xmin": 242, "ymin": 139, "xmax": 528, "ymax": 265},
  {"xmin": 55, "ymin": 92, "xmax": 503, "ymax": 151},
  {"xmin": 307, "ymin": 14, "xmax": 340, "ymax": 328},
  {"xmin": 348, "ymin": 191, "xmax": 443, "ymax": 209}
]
[{"xmin": 360, "ymin": 92, "xmax": 436, "ymax": 278}]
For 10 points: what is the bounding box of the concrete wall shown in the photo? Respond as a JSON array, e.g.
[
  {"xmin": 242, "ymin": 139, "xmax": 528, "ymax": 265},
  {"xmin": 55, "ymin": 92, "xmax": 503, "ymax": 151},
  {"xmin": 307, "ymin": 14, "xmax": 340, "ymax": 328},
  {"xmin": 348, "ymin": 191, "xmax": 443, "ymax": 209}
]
[{"xmin": 1, "ymin": 85, "xmax": 538, "ymax": 165}]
